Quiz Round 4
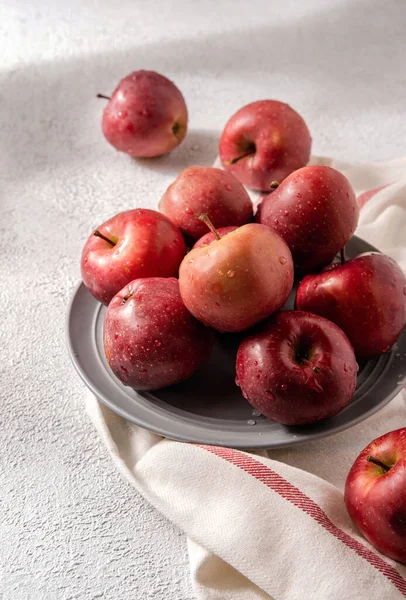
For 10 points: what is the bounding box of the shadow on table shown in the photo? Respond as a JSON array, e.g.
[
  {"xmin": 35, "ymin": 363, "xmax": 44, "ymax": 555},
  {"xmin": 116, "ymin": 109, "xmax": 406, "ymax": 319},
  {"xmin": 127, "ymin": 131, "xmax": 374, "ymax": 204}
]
[{"xmin": 135, "ymin": 129, "xmax": 219, "ymax": 176}]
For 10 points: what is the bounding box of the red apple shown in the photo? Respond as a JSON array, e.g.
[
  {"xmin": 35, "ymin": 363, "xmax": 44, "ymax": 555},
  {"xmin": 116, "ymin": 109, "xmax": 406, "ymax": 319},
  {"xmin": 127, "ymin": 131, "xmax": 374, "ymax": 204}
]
[
  {"xmin": 259, "ymin": 165, "xmax": 359, "ymax": 270},
  {"xmin": 100, "ymin": 70, "xmax": 188, "ymax": 157},
  {"xmin": 193, "ymin": 225, "xmax": 239, "ymax": 248},
  {"xmin": 81, "ymin": 209, "xmax": 186, "ymax": 305},
  {"xmin": 104, "ymin": 278, "xmax": 214, "ymax": 390},
  {"xmin": 345, "ymin": 428, "xmax": 406, "ymax": 563},
  {"xmin": 159, "ymin": 166, "xmax": 253, "ymax": 241},
  {"xmin": 236, "ymin": 310, "xmax": 358, "ymax": 425},
  {"xmin": 179, "ymin": 219, "xmax": 294, "ymax": 332},
  {"xmin": 296, "ymin": 252, "xmax": 406, "ymax": 358},
  {"xmin": 219, "ymin": 100, "xmax": 311, "ymax": 191}
]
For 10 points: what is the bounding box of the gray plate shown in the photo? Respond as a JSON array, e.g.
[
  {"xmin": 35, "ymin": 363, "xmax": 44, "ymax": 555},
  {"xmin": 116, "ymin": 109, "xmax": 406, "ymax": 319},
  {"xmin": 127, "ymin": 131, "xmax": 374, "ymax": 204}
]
[{"xmin": 67, "ymin": 236, "xmax": 406, "ymax": 449}]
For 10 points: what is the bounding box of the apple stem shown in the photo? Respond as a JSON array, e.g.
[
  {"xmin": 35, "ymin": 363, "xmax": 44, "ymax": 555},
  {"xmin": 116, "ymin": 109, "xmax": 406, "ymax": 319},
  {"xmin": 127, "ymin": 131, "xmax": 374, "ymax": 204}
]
[
  {"xmin": 270, "ymin": 181, "xmax": 280, "ymax": 189},
  {"xmin": 172, "ymin": 121, "xmax": 180, "ymax": 138},
  {"xmin": 227, "ymin": 149, "xmax": 255, "ymax": 165},
  {"xmin": 93, "ymin": 229, "xmax": 116, "ymax": 246},
  {"xmin": 96, "ymin": 94, "xmax": 111, "ymax": 100},
  {"xmin": 122, "ymin": 289, "xmax": 134, "ymax": 304},
  {"xmin": 366, "ymin": 455, "xmax": 390, "ymax": 472},
  {"xmin": 198, "ymin": 214, "xmax": 221, "ymax": 240},
  {"xmin": 340, "ymin": 247, "xmax": 346, "ymax": 265}
]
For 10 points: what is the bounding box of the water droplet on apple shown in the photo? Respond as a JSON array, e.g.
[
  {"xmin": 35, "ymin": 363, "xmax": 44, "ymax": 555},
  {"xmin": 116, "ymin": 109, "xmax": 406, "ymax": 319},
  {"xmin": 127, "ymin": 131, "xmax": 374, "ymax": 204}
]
[
  {"xmin": 140, "ymin": 368, "xmax": 147, "ymax": 374},
  {"xmin": 274, "ymin": 219, "xmax": 279, "ymax": 225},
  {"xmin": 279, "ymin": 256, "xmax": 287, "ymax": 265},
  {"xmin": 226, "ymin": 269, "xmax": 235, "ymax": 278},
  {"xmin": 215, "ymin": 302, "xmax": 221, "ymax": 308},
  {"xmin": 247, "ymin": 419, "xmax": 256, "ymax": 426},
  {"xmin": 403, "ymin": 284, "xmax": 406, "ymax": 295},
  {"xmin": 185, "ymin": 207, "xmax": 193, "ymax": 215},
  {"xmin": 203, "ymin": 303, "xmax": 208, "ymax": 309},
  {"xmin": 343, "ymin": 364, "xmax": 348, "ymax": 372},
  {"xmin": 120, "ymin": 366, "xmax": 128, "ymax": 373},
  {"xmin": 265, "ymin": 390, "xmax": 275, "ymax": 400},
  {"xmin": 313, "ymin": 283, "xmax": 318, "ymax": 289},
  {"xmin": 114, "ymin": 332, "xmax": 119, "ymax": 340},
  {"xmin": 235, "ymin": 376, "xmax": 240, "ymax": 386},
  {"xmin": 117, "ymin": 110, "xmax": 127, "ymax": 119},
  {"xmin": 155, "ymin": 340, "xmax": 162, "ymax": 347},
  {"xmin": 297, "ymin": 193, "xmax": 302, "ymax": 198},
  {"xmin": 254, "ymin": 360, "xmax": 258, "ymax": 366},
  {"xmin": 252, "ymin": 409, "xmax": 261, "ymax": 417},
  {"xmin": 284, "ymin": 210, "xmax": 289, "ymax": 216},
  {"xmin": 281, "ymin": 384, "xmax": 287, "ymax": 391},
  {"xmin": 224, "ymin": 184, "xmax": 232, "ymax": 191}
]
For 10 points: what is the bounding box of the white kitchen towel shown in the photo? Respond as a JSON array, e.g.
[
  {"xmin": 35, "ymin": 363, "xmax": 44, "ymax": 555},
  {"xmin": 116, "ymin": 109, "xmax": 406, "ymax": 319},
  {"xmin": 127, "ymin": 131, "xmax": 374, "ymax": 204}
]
[{"xmin": 86, "ymin": 156, "xmax": 406, "ymax": 600}]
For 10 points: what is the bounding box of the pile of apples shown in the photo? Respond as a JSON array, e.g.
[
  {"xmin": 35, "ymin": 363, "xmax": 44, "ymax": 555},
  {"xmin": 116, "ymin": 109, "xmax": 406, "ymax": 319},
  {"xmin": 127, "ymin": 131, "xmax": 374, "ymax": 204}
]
[{"xmin": 81, "ymin": 70, "xmax": 406, "ymax": 563}]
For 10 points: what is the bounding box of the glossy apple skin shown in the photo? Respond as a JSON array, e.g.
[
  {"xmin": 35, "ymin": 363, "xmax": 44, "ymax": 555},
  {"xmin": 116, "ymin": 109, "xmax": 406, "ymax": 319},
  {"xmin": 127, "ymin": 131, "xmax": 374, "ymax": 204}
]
[
  {"xmin": 236, "ymin": 310, "xmax": 358, "ymax": 425},
  {"xmin": 296, "ymin": 253, "xmax": 406, "ymax": 358},
  {"xmin": 81, "ymin": 209, "xmax": 186, "ymax": 305},
  {"xmin": 101, "ymin": 70, "xmax": 188, "ymax": 157},
  {"xmin": 159, "ymin": 167, "xmax": 253, "ymax": 241},
  {"xmin": 179, "ymin": 223, "xmax": 294, "ymax": 332},
  {"xmin": 345, "ymin": 428, "xmax": 406, "ymax": 563},
  {"xmin": 219, "ymin": 100, "xmax": 311, "ymax": 191},
  {"xmin": 193, "ymin": 225, "xmax": 239, "ymax": 248},
  {"xmin": 259, "ymin": 165, "xmax": 359, "ymax": 270},
  {"xmin": 104, "ymin": 278, "xmax": 214, "ymax": 390}
]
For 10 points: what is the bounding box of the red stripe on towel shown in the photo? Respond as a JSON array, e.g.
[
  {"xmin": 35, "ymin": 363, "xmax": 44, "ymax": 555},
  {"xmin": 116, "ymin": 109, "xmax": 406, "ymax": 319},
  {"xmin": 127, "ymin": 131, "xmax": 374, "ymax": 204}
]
[
  {"xmin": 201, "ymin": 445, "xmax": 406, "ymax": 596},
  {"xmin": 357, "ymin": 184, "xmax": 389, "ymax": 208}
]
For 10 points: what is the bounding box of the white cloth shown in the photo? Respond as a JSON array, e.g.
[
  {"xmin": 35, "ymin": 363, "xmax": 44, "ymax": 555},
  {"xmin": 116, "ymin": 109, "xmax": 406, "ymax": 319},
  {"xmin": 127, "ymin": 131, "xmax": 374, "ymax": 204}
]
[{"xmin": 87, "ymin": 157, "xmax": 406, "ymax": 600}]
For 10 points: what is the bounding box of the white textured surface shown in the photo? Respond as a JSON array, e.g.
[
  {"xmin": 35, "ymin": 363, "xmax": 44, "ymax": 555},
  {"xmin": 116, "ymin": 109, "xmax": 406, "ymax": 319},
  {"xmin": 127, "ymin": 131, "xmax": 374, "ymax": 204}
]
[{"xmin": 0, "ymin": 1, "xmax": 405, "ymax": 598}]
